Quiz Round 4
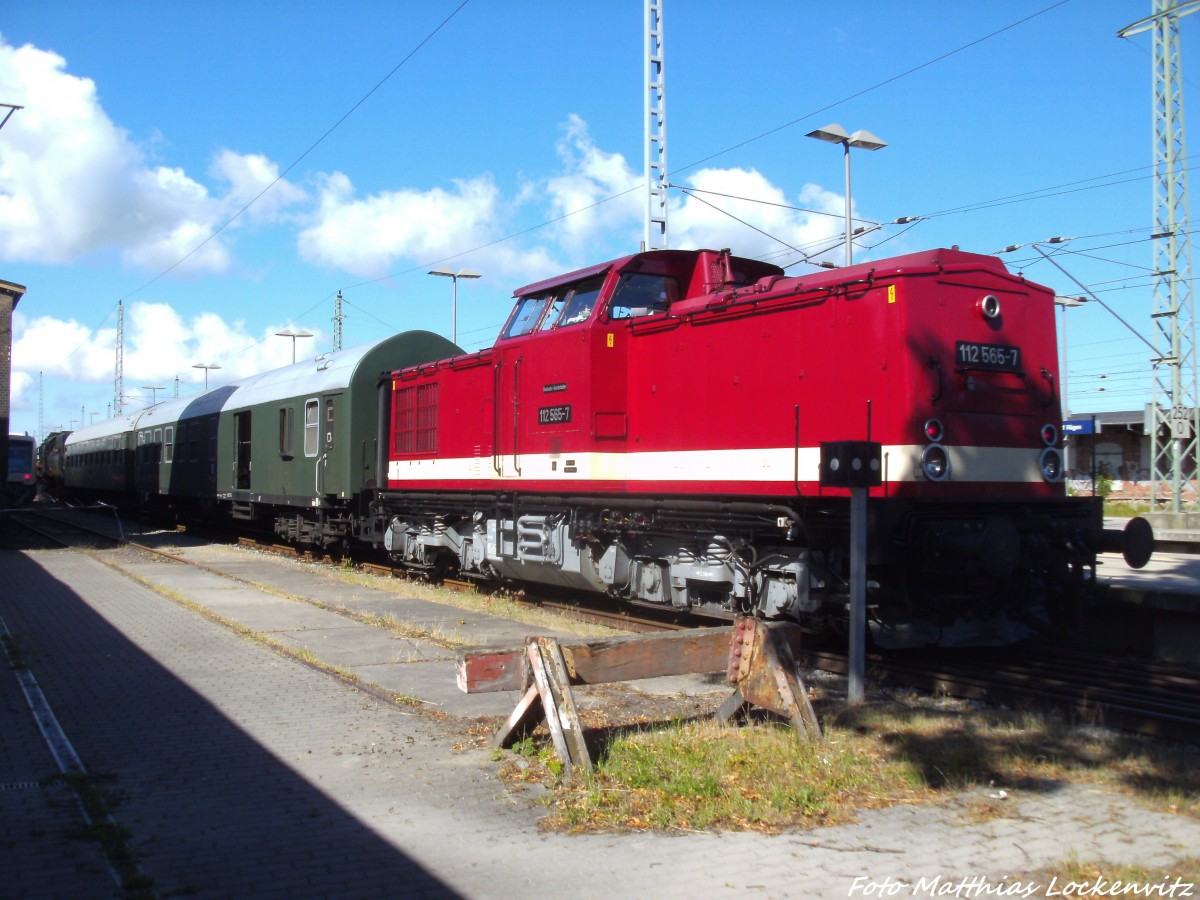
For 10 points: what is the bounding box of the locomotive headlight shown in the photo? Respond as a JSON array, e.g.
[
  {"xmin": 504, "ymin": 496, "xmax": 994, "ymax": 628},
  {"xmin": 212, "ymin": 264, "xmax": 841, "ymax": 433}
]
[
  {"xmin": 923, "ymin": 418, "xmax": 944, "ymax": 443},
  {"xmin": 1041, "ymin": 423, "xmax": 1058, "ymax": 446},
  {"xmin": 978, "ymin": 294, "xmax": 1001, "ymax": 320},
  {"xmin": 1040, "ymin": 447, "xmax": 1063, "ymax": 482},
  {"xmin": 922, "ymin": 444, "xmax": 950, "ymax": 481}
]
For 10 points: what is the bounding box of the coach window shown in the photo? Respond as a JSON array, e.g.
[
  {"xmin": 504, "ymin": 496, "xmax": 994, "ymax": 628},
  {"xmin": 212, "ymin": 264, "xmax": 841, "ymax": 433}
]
[
  {"xmin": 164, "ymin": 426, "xmax": 174, "ymax": 463},
  {"xmin": 304, "ymin": 399, "xmax": 319, "ymax": 457},
  {"xmin": 608, "ymin": 273, "xmax": 679, "ymax": 319},
  {"xmin": 279, "ymin": 406, "xmax": 295, "ymax": 457}
]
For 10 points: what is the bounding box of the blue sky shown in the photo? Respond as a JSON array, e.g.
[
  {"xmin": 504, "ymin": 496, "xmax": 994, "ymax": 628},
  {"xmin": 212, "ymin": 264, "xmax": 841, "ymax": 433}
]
[{"xmin": 1, "ymin": 1, "xmax": 1194, "ymax": 438}]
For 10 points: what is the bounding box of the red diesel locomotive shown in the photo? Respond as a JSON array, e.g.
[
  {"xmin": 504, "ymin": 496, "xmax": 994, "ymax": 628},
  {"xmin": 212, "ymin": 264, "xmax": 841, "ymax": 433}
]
[{"xmin": 372, "ymin": 245, "xmax": 1149, "ymax": 646}]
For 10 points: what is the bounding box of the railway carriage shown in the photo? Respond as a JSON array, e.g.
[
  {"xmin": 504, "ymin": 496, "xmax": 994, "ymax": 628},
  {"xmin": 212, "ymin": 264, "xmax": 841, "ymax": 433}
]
[
  {"xmin": 62, "ymin": 413, "xmax": 140, "ymax": 498},
  {"xmin": 215, "ymin": 331, "xmax": 458, "ymax": 545},
  {"xmin": 56, "ymin": 331, "xmax": 458, "ymax": 542}
]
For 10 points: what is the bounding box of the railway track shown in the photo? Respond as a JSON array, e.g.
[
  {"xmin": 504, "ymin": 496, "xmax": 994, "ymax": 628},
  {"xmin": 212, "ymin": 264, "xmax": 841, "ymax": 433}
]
[
  {"xmin": 794, "ymin": 643, "xmax": 1200, "ymax": 743},
  {"xmin": 1, "ymin": 507, "xmax": 125, "ymax": 550},
  {"xmin": 14, "ymin": 505, "xmax": 1200, "ymax": 742}
]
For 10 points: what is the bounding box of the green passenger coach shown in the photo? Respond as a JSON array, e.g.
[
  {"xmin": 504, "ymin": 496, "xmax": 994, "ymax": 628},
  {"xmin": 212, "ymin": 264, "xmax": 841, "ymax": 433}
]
[
  {"xmin": 214, "ymin": 331, "xmax": 459, "ymax": 544},
  {"xmin": 61, "ymin": 330, "xmax": 459, "ymax": 547}
]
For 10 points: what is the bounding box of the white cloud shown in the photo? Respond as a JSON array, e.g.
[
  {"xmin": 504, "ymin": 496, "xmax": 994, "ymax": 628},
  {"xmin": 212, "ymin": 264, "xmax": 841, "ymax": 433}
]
[
  {"xmin": 671, "ymin": 168, "xmax": 850, "ymax": 266},
  {"xmin": 297, "ymin": 171, "xmax": 504, "ymax": 277},
  {"xmin": 9, "ymin": 303, "xmax": 316, "ymax": 418},
  {"xmin": 0, "ymin": 36, "xmax": 303, "ymax": 273},
  {"xmin": 545, "ymin": 114, "xmax": 642, "ymax": 255},
  {"xmin": 210, "ymin": 150, "xmax": 307, "ymax": 222}
]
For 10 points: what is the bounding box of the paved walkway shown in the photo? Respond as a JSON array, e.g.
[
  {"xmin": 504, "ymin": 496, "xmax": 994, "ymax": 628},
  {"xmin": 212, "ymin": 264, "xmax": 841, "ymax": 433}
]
[{"xmin": 2, "ymin": 541, "xmax": 1198, "ymax": 898}]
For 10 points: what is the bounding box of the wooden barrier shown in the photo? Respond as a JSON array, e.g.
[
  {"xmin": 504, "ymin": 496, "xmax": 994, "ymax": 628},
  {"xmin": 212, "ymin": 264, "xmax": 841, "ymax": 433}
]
[{"xmin": 457, "ymin": 617, "xmax": 821, "ymax": 776}]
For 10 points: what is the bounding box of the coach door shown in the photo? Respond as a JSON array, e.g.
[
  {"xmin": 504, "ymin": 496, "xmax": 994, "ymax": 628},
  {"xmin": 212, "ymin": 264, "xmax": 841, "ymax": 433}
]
[
  {"xmin": 316, "ymin": 393, "xmax": 342, "ymax": 497},
  {"xmin": 234, "ymin": 411, "xmax": 252, "ymax": 490}
]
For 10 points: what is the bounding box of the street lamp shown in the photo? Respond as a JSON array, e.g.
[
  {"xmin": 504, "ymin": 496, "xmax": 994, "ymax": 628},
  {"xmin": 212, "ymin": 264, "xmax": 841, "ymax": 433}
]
[
  {"xmin": 1055, "ymin": 295, "xmax": 1087, "ymax": 478},
  {"xmin": 805, "ymin": 124, "xmax": 887, "ymax": 266},
  {"xmin": 427, "ymin": 267, "xmax": 481, "ymax": 346},
  {"xmin": 1053, "ymin": 296, "xmax": 1086, "ymax": 420},
  {"xmin": 192, "ymin": 363, "xmax": 222, "ymax": 390},
  {"xmin": 275, "ymin": 329, "xmax": 313, "ymax": 364},
  {"xmin": 142, "ymin": 385, "xmax": 166, "ymax": 406}
]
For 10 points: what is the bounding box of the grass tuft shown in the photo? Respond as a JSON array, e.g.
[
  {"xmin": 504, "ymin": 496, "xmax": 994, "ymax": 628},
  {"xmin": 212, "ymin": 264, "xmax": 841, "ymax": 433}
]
[{"xmin": 503, "ymin": 694, "xmax": 1200, "ymax": 834}]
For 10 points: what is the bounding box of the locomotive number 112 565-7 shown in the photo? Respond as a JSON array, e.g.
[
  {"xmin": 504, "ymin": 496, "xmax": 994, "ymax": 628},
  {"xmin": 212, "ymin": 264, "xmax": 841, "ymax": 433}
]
[{"xmin": 955, "ymin": 340, "xmax": 1021, "ymax": 371}]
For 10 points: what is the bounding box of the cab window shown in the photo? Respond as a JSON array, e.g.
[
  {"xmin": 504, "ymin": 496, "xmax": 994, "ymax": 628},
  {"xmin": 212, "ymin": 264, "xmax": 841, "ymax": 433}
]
[
  {"xmin": 502, "ymin": 296, "xmax": 550, "ymax": 339},
  {"xmin": 556, "ymin": 277, "xmax": 605, "ymax": 327},
  {"xmin": 608, "ymin": 273, "xmax": 679, "ymax": 319},
  {"xmin": 536, "ymin": 293, "xmax": 567, "ymax": 331}
]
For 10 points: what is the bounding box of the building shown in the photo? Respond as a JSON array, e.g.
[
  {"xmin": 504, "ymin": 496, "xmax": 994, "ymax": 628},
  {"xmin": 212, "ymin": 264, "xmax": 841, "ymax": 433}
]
[{"xmin": 1062, "ymin": 409, "xmax": 1199, "ymax": 500}]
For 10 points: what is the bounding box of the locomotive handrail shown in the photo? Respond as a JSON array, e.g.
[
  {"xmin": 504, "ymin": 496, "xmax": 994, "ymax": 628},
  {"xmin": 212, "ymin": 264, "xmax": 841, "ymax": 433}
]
[
  {"xmin": 928, "ymin": 357, "xmax": 944, "ymax": 403},
  {"xmin": 492, "ymin": 363, "xmax": 502, "ymax": 476},
  {"xmin": 512, "ymin": 357, "xmax": 522, "ymax": 476},
  {"xmin": 1040, "ymin": 367, "xmax": 1056, "ymax": 409},
  {"xmin": 793, "ymin": 405, "xmax": 803, "ymax": 496}
]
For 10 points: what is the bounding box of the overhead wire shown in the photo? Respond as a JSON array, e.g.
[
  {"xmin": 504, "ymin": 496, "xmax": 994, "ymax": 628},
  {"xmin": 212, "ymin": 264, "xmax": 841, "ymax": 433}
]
[{"xmin": 61, "ymin": 0, "xmax": 475, "ymax": 372}]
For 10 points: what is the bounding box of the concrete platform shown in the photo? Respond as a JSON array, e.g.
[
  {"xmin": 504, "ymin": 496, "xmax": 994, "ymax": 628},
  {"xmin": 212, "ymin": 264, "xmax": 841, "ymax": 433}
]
[{"xmin": 3, "ymin": 541, "xmax": 1199, "ymax": 897}]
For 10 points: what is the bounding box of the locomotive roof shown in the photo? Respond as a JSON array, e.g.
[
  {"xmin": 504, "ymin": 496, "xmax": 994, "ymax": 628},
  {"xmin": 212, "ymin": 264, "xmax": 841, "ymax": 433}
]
[
  {"xmin": 788, "ymin": 246, "xmax": 1023, "ymax": 288},
  {"xmin": 512, "ymin": 248, "xmax": 805, "ymax": 304}
]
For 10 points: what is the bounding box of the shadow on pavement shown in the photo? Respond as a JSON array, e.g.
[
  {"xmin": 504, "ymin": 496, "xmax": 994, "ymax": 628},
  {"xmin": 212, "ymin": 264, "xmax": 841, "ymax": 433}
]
[{"xmin": 0, "ymin": 550, "xmax": 460, "ymax": 898}]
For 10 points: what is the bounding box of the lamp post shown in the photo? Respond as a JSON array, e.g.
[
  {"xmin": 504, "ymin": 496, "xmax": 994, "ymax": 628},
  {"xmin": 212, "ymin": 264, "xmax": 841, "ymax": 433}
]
[
  {"xmin": 805, "ymin": 124, "xmax": 887, "ymax": 266},
  {"xmin": 1055, "ymin": 295, "xmax": 1086, "ymax": 478},
  {"xmin": 427, "ymin": 267, "xmax": 481, "ymax": 346},
  {"xmin": 192, "ymin": 363, "xmax": 222, "ymax": 390},
  {"xmin": 142, "ymin": 385, "xmax": 166, "ymax": 406},
  {"xmin": 275, "ymin": 329, "xmax": 313, "ymax": 364}
]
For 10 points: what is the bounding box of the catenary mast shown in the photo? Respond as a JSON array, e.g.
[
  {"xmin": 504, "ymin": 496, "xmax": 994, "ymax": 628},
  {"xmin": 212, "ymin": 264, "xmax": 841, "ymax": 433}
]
[
  {"xmin": 644, "ymin": 0, "xmax": 667, "ymax": 250},
  {"xmin": 1120, "ymin": 1, "xmax": 1200, "ymax": 511},
  {"xmin": 114, "ymin": 299, "xmax": 124, "ymax": 416}
]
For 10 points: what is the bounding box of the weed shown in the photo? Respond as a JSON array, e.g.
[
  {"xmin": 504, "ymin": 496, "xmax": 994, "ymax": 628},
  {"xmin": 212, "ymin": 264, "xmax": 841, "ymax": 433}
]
[{"xmin": 509, "ymin": 697, "xmax": 1200, "ymax": 834}]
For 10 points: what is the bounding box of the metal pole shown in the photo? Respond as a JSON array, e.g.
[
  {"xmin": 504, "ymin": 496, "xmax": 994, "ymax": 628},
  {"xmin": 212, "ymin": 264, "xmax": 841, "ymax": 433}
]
[
  {"xmin": 843, "ymin": 141, "xmax": 853, "ymax": 266},
  {"xmin": 451, "ymin": 275, "xmax": 458, "ymax": 346},
  {"xmin": 848, "ymin": 485, "xmax": 867, "ymax": 704}
]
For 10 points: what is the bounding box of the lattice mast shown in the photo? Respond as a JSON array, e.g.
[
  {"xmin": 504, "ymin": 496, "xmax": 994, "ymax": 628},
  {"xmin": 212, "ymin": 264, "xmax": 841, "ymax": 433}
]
[
  {"xmin": 644, "ymin": 0, "xmax": 667, "ymax": 251},
  {"xmin": 1121, "ymin": 1, "xmax": 1200, "ymax": 511},
  {"xmin": 114, "ymin": 299, "xmax": 124, "ymax": 416},
  {"xmin": 333, "ymin": 290, "xmax": 344, "ymax": 352}
]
